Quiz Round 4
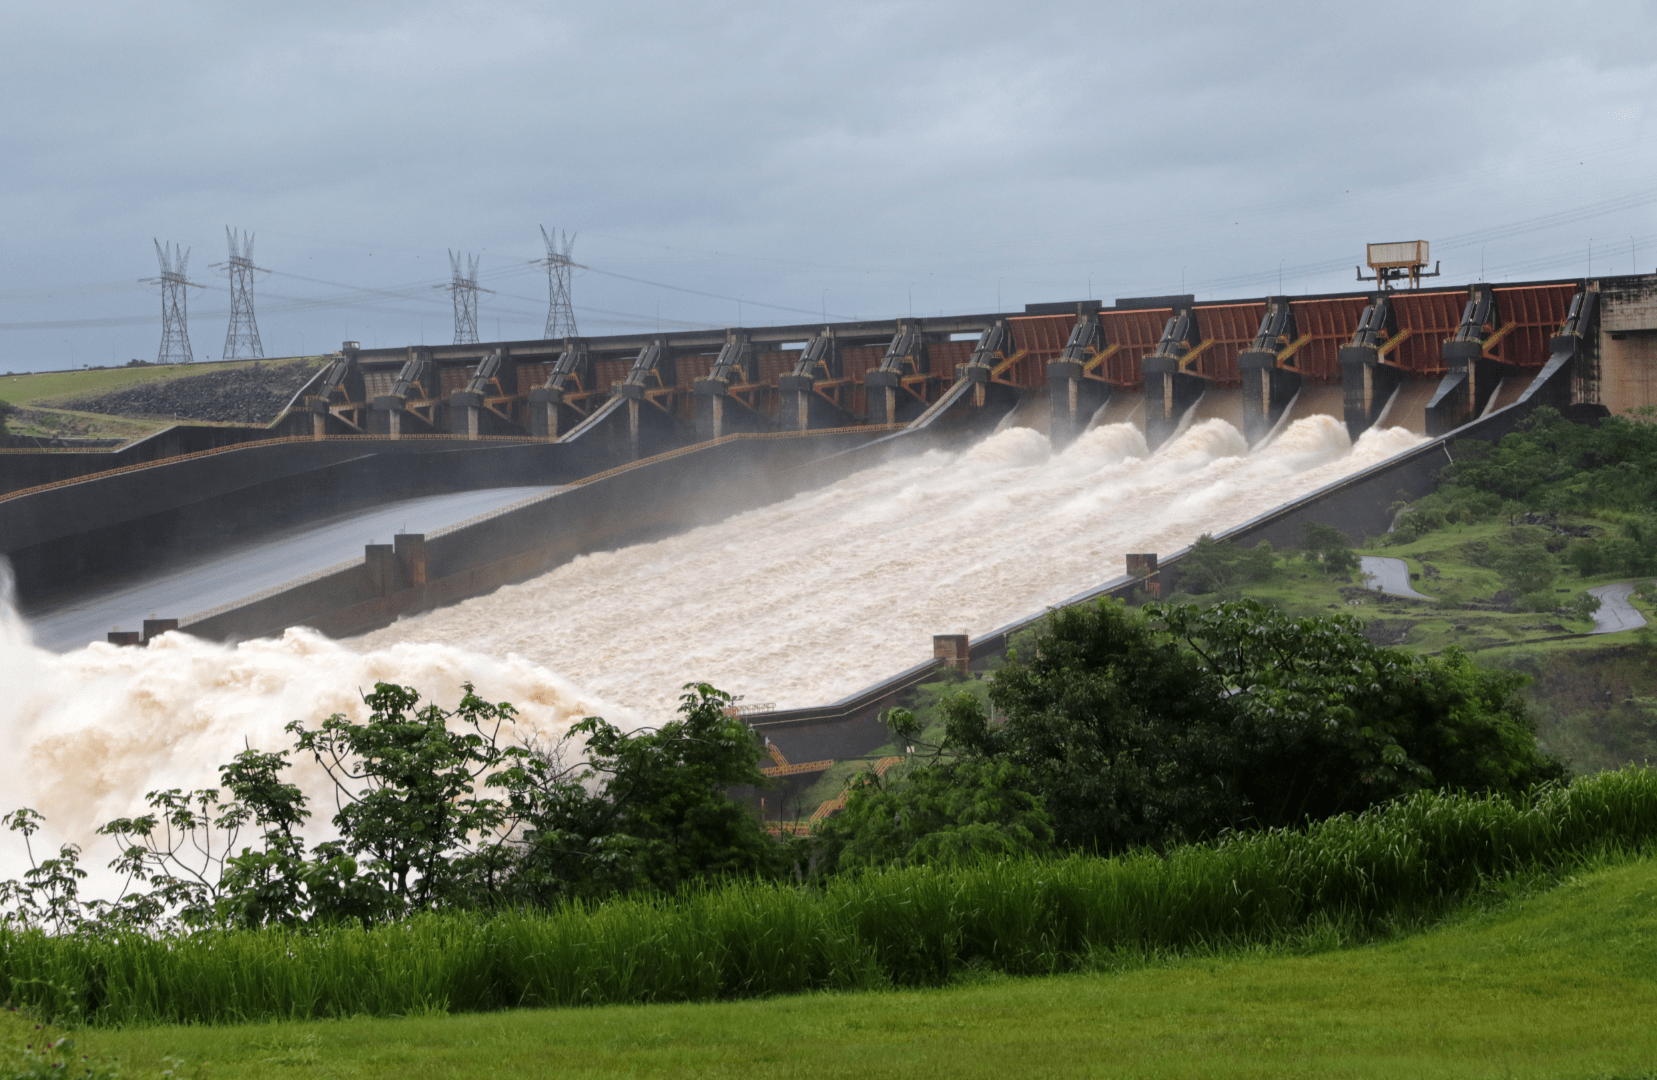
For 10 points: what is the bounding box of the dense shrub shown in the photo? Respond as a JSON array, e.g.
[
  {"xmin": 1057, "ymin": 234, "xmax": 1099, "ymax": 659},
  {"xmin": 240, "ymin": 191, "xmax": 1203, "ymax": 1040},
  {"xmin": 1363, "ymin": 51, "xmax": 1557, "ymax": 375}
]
[
  {"xmin": 939, "ymin": 599, "xmax": 1564, "ymax": 854},
  {"xmin": 3, "ymin": 768, "xmax": 1653, "ymax": 1025}
]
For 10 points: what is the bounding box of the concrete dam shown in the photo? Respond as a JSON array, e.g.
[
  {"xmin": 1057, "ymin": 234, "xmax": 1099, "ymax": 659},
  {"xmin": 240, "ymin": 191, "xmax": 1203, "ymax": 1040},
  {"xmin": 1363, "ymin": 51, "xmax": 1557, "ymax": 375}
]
[{"xmin": 2, "ymin": 269, "xmax": 1654, "ymax": 843}]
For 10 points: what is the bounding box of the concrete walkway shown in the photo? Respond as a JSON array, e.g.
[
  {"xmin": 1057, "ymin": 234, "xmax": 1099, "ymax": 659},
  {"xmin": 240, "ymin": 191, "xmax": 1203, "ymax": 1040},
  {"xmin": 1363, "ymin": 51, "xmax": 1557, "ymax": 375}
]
[
  {"xmin": 1587, "ymin": 582, "xmax": 1649, "ymax": 635},
  {"xmin": 1359, "ymin": 556, "xmax": 1435, "ymax": 600}
]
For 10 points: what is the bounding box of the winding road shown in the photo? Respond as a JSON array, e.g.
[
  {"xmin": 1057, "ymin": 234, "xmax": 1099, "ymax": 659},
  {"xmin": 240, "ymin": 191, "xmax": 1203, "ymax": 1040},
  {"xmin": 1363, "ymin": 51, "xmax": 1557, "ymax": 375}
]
[
  {"xmin": 1587, "ymin": 582, "xmax": 1649, "ymax": 635},
  {"xmin": 1359, "ymin": 556, "xmax": 1434, "ymax": 600}
]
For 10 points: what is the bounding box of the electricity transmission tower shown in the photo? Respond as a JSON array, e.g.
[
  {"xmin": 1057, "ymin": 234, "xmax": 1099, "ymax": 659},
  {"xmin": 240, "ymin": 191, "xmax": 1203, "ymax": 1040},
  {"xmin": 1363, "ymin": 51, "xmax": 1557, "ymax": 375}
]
[
  {"xmin": 538, "ymin": 225, "xmax": 578, "ymax": 339},
  {"xmin": 143, "ymin": 240, "xmax": 204, "ymax": 364},
  {"xmin": 435, "ymin": 250, "xmax": 491, "ymax": 344},
  {"xmin": 213, "ymin": 227, "xmax": 267, "ymax": 360}
]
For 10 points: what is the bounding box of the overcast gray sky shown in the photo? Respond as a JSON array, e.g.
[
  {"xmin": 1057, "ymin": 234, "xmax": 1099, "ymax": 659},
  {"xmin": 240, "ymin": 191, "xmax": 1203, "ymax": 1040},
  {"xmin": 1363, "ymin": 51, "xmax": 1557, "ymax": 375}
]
[{"xmin": 3, "ymin": 0, "xmax": 1655, "ymax": 370}]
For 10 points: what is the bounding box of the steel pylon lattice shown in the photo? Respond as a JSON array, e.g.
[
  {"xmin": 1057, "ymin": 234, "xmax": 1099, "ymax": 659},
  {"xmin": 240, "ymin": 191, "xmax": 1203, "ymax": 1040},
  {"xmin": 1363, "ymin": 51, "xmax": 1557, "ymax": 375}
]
[
  {"xmin": 214, "ymin": 227, "xmax": 267, "ymax": 360},
  {"xmin": 436, "ymin": 250, "xmax": 488, "ymax": 344},
  {"xmin": 538, "ymin": 225, "xmax": 578, "ymax": 339},
  {"xmin": 144, "ymin": 240, "xmax": 204, "ymax": 365}
]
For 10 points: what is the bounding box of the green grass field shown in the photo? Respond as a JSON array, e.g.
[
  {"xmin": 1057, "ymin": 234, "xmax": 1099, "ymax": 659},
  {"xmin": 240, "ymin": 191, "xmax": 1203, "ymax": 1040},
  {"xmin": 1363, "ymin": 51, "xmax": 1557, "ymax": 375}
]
[
  {"xmin": 38, "ymin": 853, "xmax": 1657, "ymax": 1078},
  {"xmin": 0, "ymin": 357, "xmax": 324, "ymax": 408},
  {"xmin": 0, "ymin": 357, "xmax": 327, "ymax": 440}
]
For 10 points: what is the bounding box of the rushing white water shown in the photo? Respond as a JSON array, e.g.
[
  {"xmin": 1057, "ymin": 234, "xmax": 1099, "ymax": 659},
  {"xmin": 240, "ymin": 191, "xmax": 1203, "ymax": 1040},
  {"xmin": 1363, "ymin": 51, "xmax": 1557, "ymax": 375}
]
[
  {"xmin": 358, "ymin": 416, "xmax": 1425, "ymax": 718},
  {"xmin": 1, "ymin": 412, "xmax": 1422, "ymax": 877},
  {"xmin": 0, "ymin": 567, "xmax": 630, "ymax": 880}
]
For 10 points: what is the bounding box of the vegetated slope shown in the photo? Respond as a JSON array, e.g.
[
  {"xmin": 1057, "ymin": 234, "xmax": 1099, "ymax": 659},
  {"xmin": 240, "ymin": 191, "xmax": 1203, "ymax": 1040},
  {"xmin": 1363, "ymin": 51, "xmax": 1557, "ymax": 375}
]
[
  {"xmin": 61, "ymin": 360, "xmax": 317, "ymax": 424},
  {"xmin": 1502, "ymin": 640, "xmax": 1657, "ymax": 771},
  {"xmin": 66, "ymin": 855, "xmax": 1657, "ymax": 1079},
  {"xmin": 6, "ymin": 767, "xmax": 1653, "ymax": 1027}
]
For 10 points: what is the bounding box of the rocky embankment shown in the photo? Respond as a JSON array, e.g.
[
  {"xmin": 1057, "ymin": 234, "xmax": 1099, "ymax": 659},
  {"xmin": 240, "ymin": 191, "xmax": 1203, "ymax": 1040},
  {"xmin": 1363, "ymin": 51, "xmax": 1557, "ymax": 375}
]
[{"xmin": 64, "ymin": 361, "xmax": 318, "ymax": 424}]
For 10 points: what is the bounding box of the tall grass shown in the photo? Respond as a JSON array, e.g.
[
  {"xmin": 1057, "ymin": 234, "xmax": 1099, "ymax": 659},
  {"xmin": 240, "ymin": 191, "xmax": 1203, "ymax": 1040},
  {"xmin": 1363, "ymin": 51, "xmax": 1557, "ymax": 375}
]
[{"xmin": 6, "ymin": 767, "xmax": 1657, "ymax": 1026}]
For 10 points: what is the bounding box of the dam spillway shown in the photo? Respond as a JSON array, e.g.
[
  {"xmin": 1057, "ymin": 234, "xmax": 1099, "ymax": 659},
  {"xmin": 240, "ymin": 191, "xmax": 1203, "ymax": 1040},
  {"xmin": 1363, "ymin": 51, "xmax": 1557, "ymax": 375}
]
[
  {"xmin": 3, "ymin": 413, "xmax": 1418, "ymax": 845},
  {"xmin": 0, "ymin": 268, "xmax": 1648, "ymax": 855},
  {"xmin": 353, "ymin": 415, "xmax": 1424, "ymax": 718}
]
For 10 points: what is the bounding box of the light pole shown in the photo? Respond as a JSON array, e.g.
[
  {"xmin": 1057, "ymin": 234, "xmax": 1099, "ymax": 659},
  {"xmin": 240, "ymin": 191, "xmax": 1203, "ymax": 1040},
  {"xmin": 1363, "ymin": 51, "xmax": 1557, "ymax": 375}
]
[
  {"xmin": 997, "ymin": 277, "xmax": 1003, "ymax": 311},
  {"xmin": 909, "ymin": 283, "xmax": 915, "ymax": 318}
]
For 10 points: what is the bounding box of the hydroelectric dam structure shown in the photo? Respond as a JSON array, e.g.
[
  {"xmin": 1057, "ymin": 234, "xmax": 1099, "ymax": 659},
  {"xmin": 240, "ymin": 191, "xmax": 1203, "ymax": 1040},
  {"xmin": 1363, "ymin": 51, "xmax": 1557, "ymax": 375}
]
[{"xmin": 4, "ymin": 269, "xmax": 1656, "ymax": 824}]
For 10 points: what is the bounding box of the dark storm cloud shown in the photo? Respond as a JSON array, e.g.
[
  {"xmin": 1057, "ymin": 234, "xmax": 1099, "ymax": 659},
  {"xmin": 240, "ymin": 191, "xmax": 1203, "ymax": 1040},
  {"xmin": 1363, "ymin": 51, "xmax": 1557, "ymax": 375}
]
[{"xmin": 2, "ymin": 0, "xmax": 1654, "ymax": 367}]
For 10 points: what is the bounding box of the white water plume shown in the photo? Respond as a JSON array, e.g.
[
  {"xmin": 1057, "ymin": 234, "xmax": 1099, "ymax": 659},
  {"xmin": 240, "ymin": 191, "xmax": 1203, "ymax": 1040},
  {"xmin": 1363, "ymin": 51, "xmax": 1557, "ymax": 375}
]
[
  {"xmin": 2, "ymin": 413, "xmax": 1421, "ymax": 875},
  {"xmin": 359, "ymin": 415, "xmax": 1426, "ymax": 718},
  {"xmin": 0, "ymin": 560, "xmax": 629, "ymax": 877}
]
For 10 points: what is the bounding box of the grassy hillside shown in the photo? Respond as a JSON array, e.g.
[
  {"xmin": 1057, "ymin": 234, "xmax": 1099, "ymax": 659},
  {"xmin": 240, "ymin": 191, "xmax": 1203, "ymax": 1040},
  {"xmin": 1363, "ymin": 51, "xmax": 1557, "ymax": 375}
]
[
  {"xmin": 0, "ymin": 357, "xmax": 326, "ymax": 440},
  {"xmin": 0, "ymin": 357, "xmax": 323, "ymax": 407},
  {"xmin": 50, "ymin": 853, "xmax": 1657, "ymax": 1078}
]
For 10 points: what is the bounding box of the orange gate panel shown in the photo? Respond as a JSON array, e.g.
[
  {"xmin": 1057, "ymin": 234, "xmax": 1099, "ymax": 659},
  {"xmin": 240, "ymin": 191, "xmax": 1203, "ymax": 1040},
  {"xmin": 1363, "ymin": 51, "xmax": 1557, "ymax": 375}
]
[
  {"xmin": 1286, "ymin": 297, "xmax": 1367, "ymax": 383},
  {"xmin": 1493, "ymin": 284, "xmax": 1576, "ymax": 368},
  {"xmin": 1095, "ymin": 308, "xmax": 1170, "ymax": 390},
  {"xmin": 1387, "ymin": 291, "xmax": 1465, "ymax": 375}
]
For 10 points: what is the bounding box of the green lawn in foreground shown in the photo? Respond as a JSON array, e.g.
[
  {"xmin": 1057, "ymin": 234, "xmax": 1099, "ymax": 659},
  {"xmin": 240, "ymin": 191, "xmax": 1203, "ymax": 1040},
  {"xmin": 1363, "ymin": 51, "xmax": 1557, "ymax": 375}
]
[{"xmin": 63, "ymin": 856, "xmax": 1657, "ymax": 1079}]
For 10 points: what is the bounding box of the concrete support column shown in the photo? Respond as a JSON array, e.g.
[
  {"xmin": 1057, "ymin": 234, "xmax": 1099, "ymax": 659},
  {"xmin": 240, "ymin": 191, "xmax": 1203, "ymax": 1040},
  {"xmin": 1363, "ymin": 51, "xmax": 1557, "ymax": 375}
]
[
  {"xmin": 449, "ymin": 391, "xmax": 482, "ymax": 437},
  {"xmin": 1046, "ymin": 360, "xmax": 1113, "ymax": 449},
  {"xmin": 1142, "ymin": 356, "xmax": 1206, "ymax": 450},
  {"xmin": 142, "ymin": 618, "xmax": 178, "ymax": 643},
  {"xmin": 394, "ymin": 533, "xmax": 427, "ymax": 587},
  {"xmin": 1426, "ymin": 342, "xmax": 1520, "ymax": 436},
  {"xmin": 365, "ymin": 543, "xmax": 397, "ymax": 596},
  {"xmin": 107, "ymin": 630, "xmax": 142, "ymax": 646},
  {"xmin": 369, "ymin": 396, "xmax": 404, "ymax": 438},
  {"xmin": 527, "ymin": 388, "xmax": 557, "ymax": 438},
  {"xmin": 1239, "ymin": 350, "xmax": 1301, "ymax": 446},
  {"xmin": 1338, "ymin": 351, "xmax": 1401, "ymax": 442},
  {"xmin": 863, "ymin": 370, "xmax": 903, "ymax": 425},
  {"xmin": 933, "ymin": 634, "xmax": 969, "ymax": 676},
  {"xmin": 1127, "ymin": 553, "xmax": 1160, "ymax": 598}
]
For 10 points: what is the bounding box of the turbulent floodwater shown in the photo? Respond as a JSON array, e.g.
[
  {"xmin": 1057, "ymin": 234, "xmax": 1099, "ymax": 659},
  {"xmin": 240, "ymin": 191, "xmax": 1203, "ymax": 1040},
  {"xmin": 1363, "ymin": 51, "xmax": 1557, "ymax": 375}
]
[
  {"xmin": 0, "ymin": 576, "xmax": 628, "ymax": 872},
  {"xmin": 2, "ymin": 413, "xmax": 1421, "ymax": 876},
  {"xmin": 360, "ymin": 416, "xmax": 1424, "ymax": 718}
]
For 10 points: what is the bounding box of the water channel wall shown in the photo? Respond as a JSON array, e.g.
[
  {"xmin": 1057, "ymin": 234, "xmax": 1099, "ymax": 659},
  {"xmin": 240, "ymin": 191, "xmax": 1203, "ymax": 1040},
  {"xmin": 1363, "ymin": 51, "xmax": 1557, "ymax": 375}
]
[
  {"xmin": 180, "ymin": 427, "xmax": 898, "ymax": 642},
  {"xmin": 2, "ymin": 437, "xmax": 600, "ymax": 606}
]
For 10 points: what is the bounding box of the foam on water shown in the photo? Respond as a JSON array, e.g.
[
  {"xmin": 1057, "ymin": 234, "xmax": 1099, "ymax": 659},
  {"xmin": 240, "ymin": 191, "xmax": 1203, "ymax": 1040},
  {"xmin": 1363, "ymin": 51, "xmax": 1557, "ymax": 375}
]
[
  {"xmin": 358, "ymin": 415, "xmax": 1424, "ymax": 719},
  {"xmin": 2, "ymin": 414, "xmax": 1422, "ymax": 873},
  {"xmin": 0, "ymin": 563, "xmax": 628, "ymax": 874}
]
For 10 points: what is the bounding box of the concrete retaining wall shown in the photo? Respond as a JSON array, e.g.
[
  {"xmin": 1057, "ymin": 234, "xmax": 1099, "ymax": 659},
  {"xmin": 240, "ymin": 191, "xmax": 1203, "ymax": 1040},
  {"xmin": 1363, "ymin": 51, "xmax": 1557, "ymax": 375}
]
[
  {"xmin": 0, "ymin": 418, "xmax": 309, "ymax": 496},
  {"xmin": 4, "ymin": 437, "xmax": 597, "ymax": 605},
  {"xmin": 182, "ymin": 428, "xmax": 893, "ymax": 642}
]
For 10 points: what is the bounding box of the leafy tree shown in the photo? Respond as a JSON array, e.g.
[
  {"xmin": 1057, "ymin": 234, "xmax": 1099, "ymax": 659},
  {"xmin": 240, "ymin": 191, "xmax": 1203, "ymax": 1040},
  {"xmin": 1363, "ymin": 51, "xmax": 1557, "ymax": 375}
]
[
  {"xmin": 1180, "ymin": 535, "xmax": 1276, "ymax": 595},
  {"xmin": 1496, "ymin": 543, "xmax": 1556, "ymax": 597},
  {"xmin": 505, "ymin": 683, "xmax": 777, "ymax": 902},
  {"xmin": 0, "ymin": 809, "xmax": 88, "ymax": 935},
  {"xmin": 287, "ymin": 682, "xmax": 529, "ymax": 912},
  {"xmin": 810, "ymin": 757, "xmax": 1053, "ymax": 875},
  {"xmin": 941, "ymin": 599, "xmax": 1564, "ymax": 853},
  {"xmin": 1302, "ymin": 521, "xmax": 1359, "ymax": 575}
]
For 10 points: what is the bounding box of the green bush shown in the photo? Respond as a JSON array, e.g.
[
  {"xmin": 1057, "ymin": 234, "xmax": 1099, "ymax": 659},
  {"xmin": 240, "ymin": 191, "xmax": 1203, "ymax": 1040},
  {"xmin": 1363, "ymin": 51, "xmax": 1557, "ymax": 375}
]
[
  {"xmin": 939, "ymin": 598, "xmax": 1563, "ymax": 854},
  {"xmin": 1400, "ymin": 408, "xmax": 1657, "ymax": 543},
  {"xmin": 3, "ymin": 768, "xmax": 1654, "ymax": 1025}
]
